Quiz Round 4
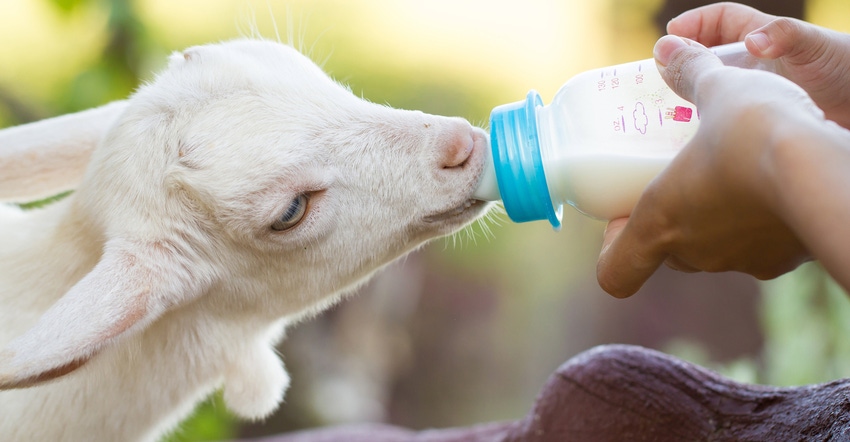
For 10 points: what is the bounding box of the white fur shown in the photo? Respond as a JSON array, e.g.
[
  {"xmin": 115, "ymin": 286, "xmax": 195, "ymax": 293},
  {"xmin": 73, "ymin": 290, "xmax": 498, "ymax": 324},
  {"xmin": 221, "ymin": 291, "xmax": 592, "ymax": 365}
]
[
  {"xmin": 0, "ymin": 38, "xmax": 489, "ymax": 442},
  {"xmin": 0, "ymin": 101, "xmax": 128, "ymax": 202}
]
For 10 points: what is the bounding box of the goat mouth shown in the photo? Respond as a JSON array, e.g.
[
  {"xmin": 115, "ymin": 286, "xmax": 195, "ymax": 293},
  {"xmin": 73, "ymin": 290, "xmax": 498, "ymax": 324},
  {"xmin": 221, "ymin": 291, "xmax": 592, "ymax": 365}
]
[{"xmin": 423, "ymin": 199, "xmax": 488, "ymax": 224}]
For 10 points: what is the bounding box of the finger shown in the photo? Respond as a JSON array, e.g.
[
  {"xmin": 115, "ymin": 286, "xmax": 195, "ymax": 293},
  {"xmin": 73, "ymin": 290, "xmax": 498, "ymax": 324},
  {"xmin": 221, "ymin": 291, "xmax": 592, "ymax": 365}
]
[
  {"xmin": 653, "ymin": 35, "xmax": 725, "ymax": 106},
  {"xmin": 664, "ymin": 256, "xmax": 700, "ymax": 273},
  {"xmin": 667, "ymin": 2, "xmax": 775, "ymax": 46},
  {"xmin": 745, "ymin": 17, "xmax": 835, "ymax": 61},
  {"xmin": 600, "ymin": 217, "xmax": 628, "ymax": 251},
  {"xmin": 597, "ymin": 218, "xmax": 668, "ymax": 299}
]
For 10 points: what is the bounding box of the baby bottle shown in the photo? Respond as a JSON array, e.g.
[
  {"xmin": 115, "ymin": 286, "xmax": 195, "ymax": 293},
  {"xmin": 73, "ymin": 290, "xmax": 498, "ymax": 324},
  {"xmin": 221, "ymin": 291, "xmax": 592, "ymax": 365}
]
[{"xmin": 473, "ymin": 42, "xmax": 776, "ymax": 229}]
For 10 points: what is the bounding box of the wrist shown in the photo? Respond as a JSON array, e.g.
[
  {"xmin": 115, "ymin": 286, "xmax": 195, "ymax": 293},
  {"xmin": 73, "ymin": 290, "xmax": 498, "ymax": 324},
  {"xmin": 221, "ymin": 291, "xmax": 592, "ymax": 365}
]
[
  {"xmin": 764, "ymin": 118, "xmax": 826, "ymax": 218},
  {"xmin": 764, "ymin": 117, "xmax": 850, "ymax": 267}
]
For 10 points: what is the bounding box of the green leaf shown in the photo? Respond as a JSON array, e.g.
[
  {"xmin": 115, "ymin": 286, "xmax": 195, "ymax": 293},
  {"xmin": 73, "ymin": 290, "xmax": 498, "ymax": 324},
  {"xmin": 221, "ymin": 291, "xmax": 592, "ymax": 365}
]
[{"xmin": 48, "ymin": 0, "xmax": 87, "ymax": 15}]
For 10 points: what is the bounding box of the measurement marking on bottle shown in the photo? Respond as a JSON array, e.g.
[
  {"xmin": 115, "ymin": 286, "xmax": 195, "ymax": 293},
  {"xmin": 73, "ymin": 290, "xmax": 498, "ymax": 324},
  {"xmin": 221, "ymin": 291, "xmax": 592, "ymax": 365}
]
[
  {"xmin": 622, "ymin": 115, "xmax": 626, "ymax": 133},
  {"xmin": 659, "ymin": 109, "xmax": 663, "ymax": 126}
]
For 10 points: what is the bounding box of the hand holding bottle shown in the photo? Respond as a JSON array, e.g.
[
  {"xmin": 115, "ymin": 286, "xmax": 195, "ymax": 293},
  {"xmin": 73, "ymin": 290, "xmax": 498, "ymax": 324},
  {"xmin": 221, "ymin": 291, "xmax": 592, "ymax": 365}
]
[
  {"xmin": 666, "ymin": 2, "xmax": 850, "ymax": 129},
  {"xmin": 596, "ymin": 35, "xmax": 850, "ymax": 298}
]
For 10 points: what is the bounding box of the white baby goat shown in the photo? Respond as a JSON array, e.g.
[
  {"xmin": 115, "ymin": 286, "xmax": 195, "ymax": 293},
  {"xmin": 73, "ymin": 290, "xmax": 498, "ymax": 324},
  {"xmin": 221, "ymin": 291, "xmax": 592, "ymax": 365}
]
[{"xmin": 0, "ymin": 39, "xmax": 490, "ymax": 441}]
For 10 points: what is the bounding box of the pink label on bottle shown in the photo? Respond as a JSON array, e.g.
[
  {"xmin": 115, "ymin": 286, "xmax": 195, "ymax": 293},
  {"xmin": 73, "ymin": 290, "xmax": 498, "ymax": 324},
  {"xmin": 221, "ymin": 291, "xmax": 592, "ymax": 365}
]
[{"xmin": 665, "ymin": 106, "xmax": 693, "ymax": 122}]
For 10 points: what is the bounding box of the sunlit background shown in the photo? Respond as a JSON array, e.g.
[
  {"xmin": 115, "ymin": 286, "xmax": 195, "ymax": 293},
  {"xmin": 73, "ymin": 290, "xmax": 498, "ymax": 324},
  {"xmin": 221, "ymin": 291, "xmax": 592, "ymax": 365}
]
[{"xmin": 2, "ymin": 0, "xmax": 850, "ymax": 440}]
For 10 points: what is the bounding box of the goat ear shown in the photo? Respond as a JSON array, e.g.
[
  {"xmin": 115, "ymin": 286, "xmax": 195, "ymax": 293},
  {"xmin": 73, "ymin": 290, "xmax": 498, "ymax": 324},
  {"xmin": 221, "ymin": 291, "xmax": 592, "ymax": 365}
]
[
  {"xmin": 0, "ymin": 238, "xmax": 205, "ymax": 389},
  {"xmin": 0, "ymin": 101, "xmax": 128, "ymax": 203}
]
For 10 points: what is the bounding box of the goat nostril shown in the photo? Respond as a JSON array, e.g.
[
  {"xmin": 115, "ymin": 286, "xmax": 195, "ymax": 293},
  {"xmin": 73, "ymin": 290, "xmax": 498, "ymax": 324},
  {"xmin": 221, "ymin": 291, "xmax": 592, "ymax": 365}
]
[{"xmin": 442, "ymin": 131, "xmax": 474, "ymax": 169}]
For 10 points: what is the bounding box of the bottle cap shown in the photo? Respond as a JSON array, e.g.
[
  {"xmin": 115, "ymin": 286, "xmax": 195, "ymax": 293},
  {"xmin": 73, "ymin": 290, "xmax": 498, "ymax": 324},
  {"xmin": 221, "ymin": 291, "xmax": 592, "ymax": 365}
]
[{"xmin": 489, "ymin": 90, "xmax": 562, "ymax": 229}]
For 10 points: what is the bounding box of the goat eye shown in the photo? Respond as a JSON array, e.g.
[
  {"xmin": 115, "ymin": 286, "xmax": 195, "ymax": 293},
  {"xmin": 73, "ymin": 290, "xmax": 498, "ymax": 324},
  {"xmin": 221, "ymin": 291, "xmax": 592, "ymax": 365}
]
[{"xmin": 271, "ymin": 194, "xmax": 308, "ymax": 231}]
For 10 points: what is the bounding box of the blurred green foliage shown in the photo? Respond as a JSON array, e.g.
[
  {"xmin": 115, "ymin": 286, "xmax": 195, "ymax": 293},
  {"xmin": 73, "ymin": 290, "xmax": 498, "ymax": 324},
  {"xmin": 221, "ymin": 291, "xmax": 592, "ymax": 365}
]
[
  {"xmin": 16, "ymin": 191, "xmax": 73, "ymax": 210},
  {"xmin": 762, "ymin": 263, "xmax": 850, "ymax": 386},
  {"xmin": 669, "ymin": 263, "xmax": 850, "ymax": 389},
  {"xmin": 55, "ymin": 0, "xmax": 150, "ymax": 112},
  {"xmin": 50, "ymin": 0, "xmax": 86, "ymax": 14},
  {"xmin": 162, "ymin": 393, "xmax": 237, "ymax": 442}
]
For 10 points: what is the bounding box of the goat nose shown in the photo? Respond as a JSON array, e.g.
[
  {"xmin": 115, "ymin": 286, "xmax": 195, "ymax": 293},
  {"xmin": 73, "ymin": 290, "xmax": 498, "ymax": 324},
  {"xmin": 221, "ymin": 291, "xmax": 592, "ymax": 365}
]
[{"xmin": 440, "ymin": 127, "xmax": 474, "ymax": 169}]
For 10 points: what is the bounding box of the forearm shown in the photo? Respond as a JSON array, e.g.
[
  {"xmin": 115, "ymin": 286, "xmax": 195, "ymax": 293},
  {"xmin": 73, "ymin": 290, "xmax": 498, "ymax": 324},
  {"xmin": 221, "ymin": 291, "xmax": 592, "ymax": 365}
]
[{"xmin": 767, "ymin": 117, "xmax": 850, "ymax": 290}]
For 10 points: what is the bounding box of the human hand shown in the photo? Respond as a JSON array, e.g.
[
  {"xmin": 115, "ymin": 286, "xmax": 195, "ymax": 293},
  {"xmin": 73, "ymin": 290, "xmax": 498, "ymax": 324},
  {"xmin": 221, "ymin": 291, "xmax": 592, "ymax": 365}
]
[
  {"xmin": 666, "ymin": 2, "xmax": 850, "ymax": 129},
  {"xmin": 596, "ymin": 35, "xmax": 827, "ymax": 298}
]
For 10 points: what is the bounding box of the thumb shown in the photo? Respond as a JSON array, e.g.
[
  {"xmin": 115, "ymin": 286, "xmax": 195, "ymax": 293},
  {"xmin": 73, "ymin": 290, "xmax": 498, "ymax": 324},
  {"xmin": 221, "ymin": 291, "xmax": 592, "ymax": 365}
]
[
  {"xmin": 654, "ymin": 35, "xmax": 725, "ymax": 105},
  {"xmin": 597, "ymin": 217, "xmax": 667, "ymax": 298},
  {"xmin": 744, "ymin": 17, "xmax": 831, "ymax": 62}
]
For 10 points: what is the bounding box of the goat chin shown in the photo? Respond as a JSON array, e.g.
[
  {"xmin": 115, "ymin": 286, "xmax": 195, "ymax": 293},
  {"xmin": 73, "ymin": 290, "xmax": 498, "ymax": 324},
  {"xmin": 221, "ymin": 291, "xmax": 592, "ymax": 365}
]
[{"xmin": 0, "ymin": 38, "xmax": 492, "ymax": 442}]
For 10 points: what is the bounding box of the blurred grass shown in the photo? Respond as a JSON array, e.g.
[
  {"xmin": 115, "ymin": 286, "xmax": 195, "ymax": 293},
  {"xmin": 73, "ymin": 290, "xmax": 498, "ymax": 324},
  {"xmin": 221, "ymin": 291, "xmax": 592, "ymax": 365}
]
[
  {"xmin": 16, "ymin": 191, "xmax": 73, "ymax": 210},
  {"xmin": 162, "ymin": 392, "xmax": 237, "ymax": 442}
]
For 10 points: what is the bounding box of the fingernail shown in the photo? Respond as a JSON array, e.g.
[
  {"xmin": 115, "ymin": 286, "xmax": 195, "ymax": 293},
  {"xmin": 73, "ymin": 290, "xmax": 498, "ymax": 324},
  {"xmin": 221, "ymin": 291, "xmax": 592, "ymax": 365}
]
[
  {"xmin": 746, "ymin": 32, "xmax": 771, "ymax": 54},
  {"xmin": 666, "ymin": 11, "xmax": 685, "ymax": 27},
  {"xmin": 665, "ymin": 17, "xmax": 679, "ymax": 33},
  {"xmin": 599, "ymin": 243, "xmax": 611, "ymax": 258},
  {"xmin": 654, "ymin": 35, "xmax": 688, "ymax": 67}
]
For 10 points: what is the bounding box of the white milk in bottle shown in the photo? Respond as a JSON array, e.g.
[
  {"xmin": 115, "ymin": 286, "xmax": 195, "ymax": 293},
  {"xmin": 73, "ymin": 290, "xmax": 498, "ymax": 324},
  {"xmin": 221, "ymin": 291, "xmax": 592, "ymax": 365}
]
[{"xmin": 473, "ymin": 42, "xmax": 776, "ymax": 229}]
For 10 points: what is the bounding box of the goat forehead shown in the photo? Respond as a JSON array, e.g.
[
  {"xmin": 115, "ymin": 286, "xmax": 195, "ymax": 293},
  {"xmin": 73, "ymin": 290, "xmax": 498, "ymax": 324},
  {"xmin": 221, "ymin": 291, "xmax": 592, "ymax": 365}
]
[
  {"xmin": 158, "ymin": 44, "xmax": 364, "ymax": 169},
  {"xmin": 158, "ymin": 38, "xmax": 428, "ymax": 158},
  {"xmin": 173, "ymin": 39, "xmax": 337, "ymax": 94},
  {"xmin": 149, "ymin": 40, "xmax": 430, "ymax": 208}
]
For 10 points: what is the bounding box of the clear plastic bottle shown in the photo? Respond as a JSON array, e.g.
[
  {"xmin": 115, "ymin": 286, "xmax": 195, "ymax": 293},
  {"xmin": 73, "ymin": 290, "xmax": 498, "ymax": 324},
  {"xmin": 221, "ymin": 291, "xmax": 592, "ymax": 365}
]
[{"xmin": 473, "ymin": 42, "xmax": 776, "ymax": 229}]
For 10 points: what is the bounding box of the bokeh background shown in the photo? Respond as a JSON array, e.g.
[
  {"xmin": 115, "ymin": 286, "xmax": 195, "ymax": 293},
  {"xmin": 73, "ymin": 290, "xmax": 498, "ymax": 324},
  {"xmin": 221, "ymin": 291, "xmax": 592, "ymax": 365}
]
[{"xmin": 2, "ymin": 0, "xmax": 850, "ymax": 440}]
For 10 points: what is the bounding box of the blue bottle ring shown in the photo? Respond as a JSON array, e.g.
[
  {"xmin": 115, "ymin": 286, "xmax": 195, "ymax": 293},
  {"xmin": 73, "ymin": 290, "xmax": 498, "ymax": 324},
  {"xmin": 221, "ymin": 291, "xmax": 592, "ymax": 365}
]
[{"xmin": 490, "ymin": 90, "xmax": 562, "ymax": 229}]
